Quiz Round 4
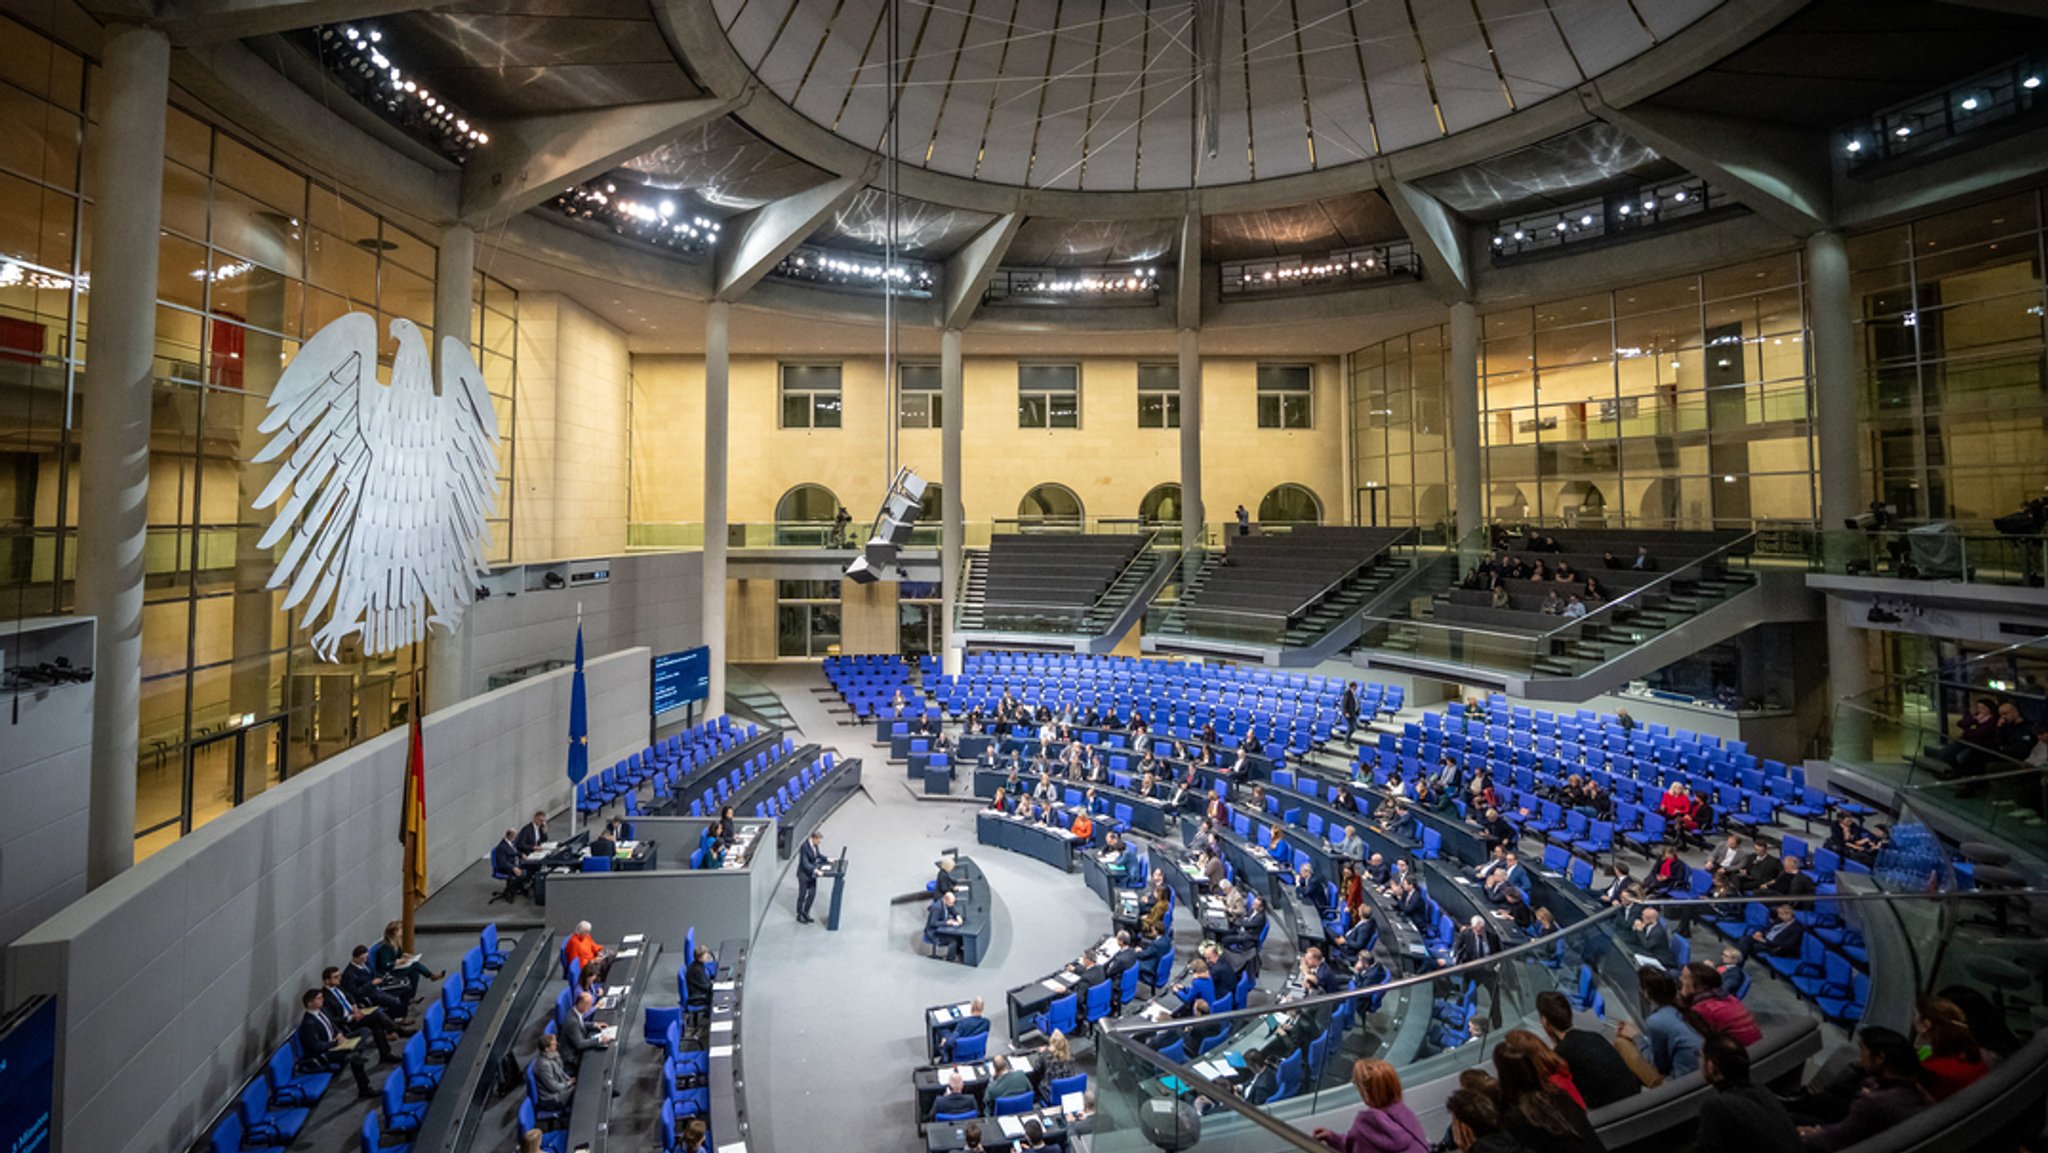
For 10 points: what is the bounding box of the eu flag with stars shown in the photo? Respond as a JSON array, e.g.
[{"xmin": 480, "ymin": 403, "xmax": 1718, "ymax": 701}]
[{"xmin": 566, "ymin": 623, "xmax": 589, "ymax": 785}]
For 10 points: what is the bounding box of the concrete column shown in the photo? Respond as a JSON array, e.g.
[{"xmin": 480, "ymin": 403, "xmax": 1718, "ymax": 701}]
[
  {"xmin": 1807, "ymin": 230, "xmax": 1871, "ymax": 757},
  {"xmin": 1178, "ymin": 329, "xmax": 1204, "ymax": 562},
  {"xmin": 77, "ymin": 24, "xmax": 170, "ymax": 888},
  {"xmin": 941, "ymin": 328, "xmax": 964, "ymax": 676},
  {"xmin": 427, "ymin": 224, "xmax": 477, "ymax": 713},
  {"xmin": 1449, "ymin": 301, "xmax": 1483, "ymax": 543},
  {"xmin": 703, "ymin": 301, "xmax": 730, "ymax": 716}
]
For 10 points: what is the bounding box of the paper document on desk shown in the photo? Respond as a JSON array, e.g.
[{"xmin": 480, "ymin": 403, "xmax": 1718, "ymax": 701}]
[
  {"xmin": 1632, "ymin": 953, "xmax": 1667, "ymax": 971},
  {"xmin": 714, "ymin": 981, "xmax": 736, "ymax": 991},
  {"xmin": 1061, "ymin": 1091, "xmax": 1085, "ymax": 1116},
  {"xmin": 997, "ymin": 1116, "xmax": 1027, "ymax": 1139},
  {"xmin": 616, "ymin": 948, "xmax": 641, "ymax": 959},
  {"xmin": 711, "ymin": 1020, "xmax": 733, "ymax": 1033},
  {"xmin": 1195, "ymin": 1060, "xmax": 1234, "ymax": 1080},
  {"xmin": 621, "ymin": 932, "xmax": 645, "ymax": 945},
  {"xmin": 717, "ymin": 1142, "xmax": 746, "ymax": 1153},
  {"xmin": 710, "ymin": 1045, "xmax": 734, "ymax": 1058}
]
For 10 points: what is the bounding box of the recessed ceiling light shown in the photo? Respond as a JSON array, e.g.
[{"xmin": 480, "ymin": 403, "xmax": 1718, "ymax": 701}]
[
  {"xmin": 1960, "ymin": 96, "xmax": 1980, "ymax": 111},
  {"xmin": 2026, "ymin": 76, "xmax": 2042, "ymax": 90},
  {"xmin": 1845, "ymin": 139, "xmax": 1863, "ymax": 154}
]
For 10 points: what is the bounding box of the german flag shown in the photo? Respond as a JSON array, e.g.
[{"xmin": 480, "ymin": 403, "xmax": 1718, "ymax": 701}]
[{"xmin": 402, "ymin": 689, "xmax": 428, "ymax": 899}]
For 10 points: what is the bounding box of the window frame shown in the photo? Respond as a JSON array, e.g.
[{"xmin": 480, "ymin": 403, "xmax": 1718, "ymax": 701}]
[
  {"xmin": 1137, "ymin": 361, "xmax": 1181, "ymax": 429},
  {"xmin": 1256, "ymin": 362, "xmax": 1314, "ymax": 429},
  {"xmin": 780, "ymin": 361, "xmax": 844, "ymax": 429},
  {"xmin": 1018, "ymin": 362, "xmax": 1082, "ymax": 429},
  {"xmin": 898, "ymin": 362, "xmax": 942, "ymax": 429}
]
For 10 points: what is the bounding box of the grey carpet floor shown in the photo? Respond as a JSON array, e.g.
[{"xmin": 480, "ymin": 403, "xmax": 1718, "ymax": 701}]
[{"xmin": 735, "ymin": 662, "xmax": 1115, "ymax": 1153}]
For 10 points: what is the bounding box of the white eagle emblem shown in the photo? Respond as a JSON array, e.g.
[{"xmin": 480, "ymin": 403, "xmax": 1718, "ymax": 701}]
[{"xmin": 251, "ymin": 312, "xmax": 501, "ymax": 661}]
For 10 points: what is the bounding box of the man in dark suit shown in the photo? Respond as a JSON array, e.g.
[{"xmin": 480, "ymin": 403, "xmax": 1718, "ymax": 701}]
[
  {"xmin": 1483, "ymin": 851, "xmax": 1530, "ymax": 902},
  {"xmin": 1697, "ymin": 1035, "xmax": 1801, "ymax": 1153},
  {"xmin": 1299, "ymin": 947, "xmax": 1339, "ymax": 996},
  {"xmin": 1362, "ymin": 852, "xmax": 1391, "ymax": 887},
  {"xmin": 297, "ymin": 989, "xmax": 375, "ymax": 1097},
  {"xmin": 588, "ymin": 823, "xmax": 618, "ymax": 859},
  {"xmin": 1630, "ymin": 906, "xmax": 1673, "ymax": 966},
  {"xmin": 684, "ymin": 946, "xmax": 715, "ymax": 1016},
  {"xmin": 319, "ymin": 968, "xmax": 399, "ymax": 1062},
  {"xmin": 1134, "ymin": 929, "xmax": 1171, "ymax": 978},
  {"xmin": 937, "ymin": 997, "xmax": 989, "ymax": 1062},
  {"xmin": 1221, "ymin": 895, "xmax": 1267, "ymax": 954},
  {"xmin": 491, "ymin": 829, "xmax": 530, "ymax": 899},
  {"xmin": 1452, "ymin": 915, "xmax": 1504, "ymax": 1015},
  {"xmin": 1536, "ymin": 991, "xmax": 1640, "ymax": 1109},
  {"xmin": 1758, "ymin": 856, "xmax": 1816, "ymax": 898},
  {"xmin": 1743, "ymin": 903, "xmax": 1805, "ymax": 962},
  {"xmin": 931, "ymin": 1072, "xmax": 978, "ymax": 1120},
  {"xmin": 796, "ymin": 830, "xmax": 829, "ymax": 923},
  {"xmin": 1392, "ymin": 878, "xmax": 1426, "ymax": 928},
  {"xmin": 341, "ymin": 945, "xmax": 408, "ymax": 1016},
  {"xmin": 1740, "ymin": 840, "xmax": 1782, "ymax": 891},
  {"xmin": 927, "ymin": 891, "xmax": 965, "ymax": 962},
  {"xmin": 1206, "ymin": 944, "xmax": 1238, "ymax": 1007},
  {"xmin": 514, "ymin": 810, "xmax": 550, "ymax": 854},
  {"xmin": 1597, "ymin": 864, "xmax": 1637, "ymax": 907},
  {"xmin": 1707, "ymin": 832, "xmax": 1752, "ymax": 878},
  {"xmin": 559, "ymin": 991, "xmax": 610, "ymax": 1071},
  {"xmin": 1104, "ymin": 931, "xmax": 1139, "ymax": 982}
]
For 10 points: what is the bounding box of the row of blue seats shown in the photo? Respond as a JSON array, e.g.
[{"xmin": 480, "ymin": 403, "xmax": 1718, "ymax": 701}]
[
  {"xmin": 682, "ymin": 736, "xmax": 800, "ymax": 818},
  {"xmin": 750, "ymin": 752, "xmax": 844, "ymax": 821},
  {"xmin": 575, "ymin": 716, "xmax": 756, "ymax": 816},
  {"xmin": 207, "ymin": 924, "xmax": 508, "ymax": 1153}
]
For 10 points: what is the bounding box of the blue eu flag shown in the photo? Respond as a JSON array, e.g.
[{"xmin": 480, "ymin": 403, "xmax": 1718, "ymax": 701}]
[{"xmin": 566, "ymin": 624, "xmax": 589, "ymax": 786}]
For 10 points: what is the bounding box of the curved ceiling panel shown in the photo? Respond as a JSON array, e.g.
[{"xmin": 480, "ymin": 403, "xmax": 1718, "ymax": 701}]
[
  {"xmin": 708, "ymin": 0, "xmax": 1726, "ymax": 190},
  {"xmin": 1411, "ymin": 121, "xmax": 1676, "ymax": 220},
  {"xmin": 806, "ymin": 189, "xmax": 999, "ymax": 260},
  {"xmin": 380, "ymin": 1, "xmax": 703, "ymax": 118},
  {"xmin": 1203, "ymin": 191, "xmax": 1405, "ymax": 263},
  {"xmin": 1004, "ymin": 217, "xmax": 1178, "ymax": 267},
  {"xmin": 622, "ymin": 118, "xmax": 833, "ymax": 211}
]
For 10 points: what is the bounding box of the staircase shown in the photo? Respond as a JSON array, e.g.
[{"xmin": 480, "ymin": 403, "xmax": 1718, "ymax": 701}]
[
  {"xmin": 1362, "ymin": 568, "xmax": 1820, "ymax": 700},
  {"xmin": 954, "ymin": 543, "xmax": 1178, "ymax": 653}
]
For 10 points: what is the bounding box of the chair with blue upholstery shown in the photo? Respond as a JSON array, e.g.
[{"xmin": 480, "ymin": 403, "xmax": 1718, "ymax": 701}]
[
  {"xmin": 1044, "ymin": 1072, "xmax": 1088, "ymax": 1105},
  {"xmin": 380, "ymin": 1069, "xmax": 428, "ymax": 1136},
  {"xmin": 399, "ymin": 1033, "xmax": 443, "ymax": 1096},
  {"xmin": 1083, "ymin": 979, "xmax": 1112, "ymax": 1023},
  {"xmin": 479, "ymin": 923, "xmax": 508, "ymax": 969},
  {"xmin": 952, "ymin": 1029, "xmax": 988, "ymax": 1062},
  {"xmin": 995, "ymin": 1091, "xmax": 1036, "ymax": 1116},
  {"xmin": 357, "ymin": 1111, "xmax": 408, "ymax": 1153},
  {"xmin": 236, "ymin": 1078, "xmax": 309, "ymax": 1147},
  {"xmin": 519, "ymin": 1100, "xmax": 569, "ymax": 1153},
  {"xmin": 265, "ymin": 1039, "xmax": 332, "ymax": 1109},
  {"xmin": 1036, "ymin": 993, "xmax": 1079, "ymax": 1038}
]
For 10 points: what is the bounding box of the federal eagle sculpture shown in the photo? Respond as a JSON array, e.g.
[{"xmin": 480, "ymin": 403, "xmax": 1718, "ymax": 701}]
[{"xmin": 251, "ymin": 312, "xmax": 501, "ymax": 661}]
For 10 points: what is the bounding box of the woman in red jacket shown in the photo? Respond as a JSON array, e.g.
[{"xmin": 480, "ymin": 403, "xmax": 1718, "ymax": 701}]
[{"xmin": 1681, "ymin": 962, "xmax": 1762, "ymax": 1046}]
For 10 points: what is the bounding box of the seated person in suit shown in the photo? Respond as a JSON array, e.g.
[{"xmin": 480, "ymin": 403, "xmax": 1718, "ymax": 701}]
[
  {"xmin": 1428, "ymin": 1014, "xmax": 1489, "ymax": 1054},
  {"xmin": 927, "ymin": 891, "xmax": 966, "ymax": 961},
  {"xmin": 1140, "ymin": 879, "xmax": 1172, "ymax": 938},
  {"xmin": 563, "ymin": 921, "xmax": 614, "ymax": 982},
  {"xmin": 1497, "ymin": 885, "xmax": 1537, "ymax": 931},
  {"xmin": 1333, "ymin": 824, "xmax": 1367, "ymax": 859},
  {"xmin": 1483, "ymin": 850, "xmax": 1530, "ymax": 902},
  {"xmin": 1757, "ymin": 855, "xmax": 1816, "ymax": 898},
  {"xmin": 589, "ymin": 819, "xmax": 620, "ymax": 859},
  {"xmin": 1475, "ymin": 808, "xmax": 1515, "ymax": 852},
  {"xmin": 1390, "ymin": 877, "xmax": 1427, "ymax": 927},
  {"xmin": 514, "ymin": 810, "xmax": 550, "ymax": 854},
  {"xmin": 937, "ymin": 997, "xmax": 989, "ymax": 1062},
  {"xmin": 1536, "ymin": 990, "xmax": 1641, "ymax": 1109},
  {"xmin": 1630, "ymin": 905, "xmax": 1673, "ymax": 966},
  {"xmin": 931, "ymin": 1071, "xmax": 979, "ymax": 1119},
  {"xmin": 1471, "ymin": 845, "xmax": 1509, "ymax": 885},
  {"xmin": 532, "ymin": 1032, "xmax": 575, "ymax": 1112},
  {"xmin": 983, "ymin": 1054, "xmax": 1032, "ymax": 1109},
  {"xmin": 296, "ymin": 987, "xmax": 376, "ymax": 1097},
  {"xmin": 1738, "ymin": 839, "xmax": 1782, "ymax": 891},
  {"xmin": 1715, "ymin": 945, "xmax": 1751, "ymax": 997},
  {"xmin": 1104, "ymin": 931, "xmax": 1139, "ymax": 985},
  {"xmin": 1169, "ymin": 957, "xmax": 1213, "ymax": 1015},
  {"xmin": 559, "ymin": 991, "xmax": 612, "ymax": 1070},
  {"xmin": 1298, "ymin": 946, "xmax": 1339, "ymax": 996},
  {"xmin": 341, "ymin": 944, "xmax": 408, "ymax": 1017},
  {"xmin": 1597, "ymin": 864, "xmax": 1638, "ymax": 907},
  {"xmin": 1221, "ymin": 895, "xmax": 1268, "ymax": 954},
  {"xmin": 1362, "ymin": 851, "xmax": 1392, "ymax": 887},
  {"xmin": 1349, "ymin": 949, "xmax": 1391, "ymax": 992},
  {"xmin": 1741, "ymin": 903, "xmax": 1805, "ymax": 961},
  {"xmin": 684, "ymin": 945, "xmax": 715, "ymax": 1010},
  {"xmin": 1135, "ymin": 927, "xmax": 1172, "ymax": 974},
  {"xmin": 319, "ymin": 967, "xmax": 400, "ymax": 1062},
  {"xmin": 491, "ymin": 830, "xmax": 532, "ymax": 899},
  {"xmin": 935, "ymin": 854, "xmax": 959, "ymax": 895}
]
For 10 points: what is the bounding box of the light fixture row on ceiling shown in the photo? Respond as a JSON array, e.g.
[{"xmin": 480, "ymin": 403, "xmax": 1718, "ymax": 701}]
[
  {"xmin": 1491, "ymin": 179, "xmax": 1714, "ymax": 260},
  {"xmin": 773, "ymin": 244, "xmax": 936, "ymax": 297},
  {"xmin": 312, "ymin": 24, "xmax": 487, "ymax": 162},
  {"xmin": 982, "ymin": 266, "xmax": 1160, "ymax": 307},
  {"xmin": 1220, "ymin": 243, "xmax": 1420, "ymax": 297},
  {"xmin": 548, "ymin": 179, "xmax": 722, "ymax": 255},
  {"xmin": 1839, "ymin": 51, "xmax": 2043, "ymax": 165}
]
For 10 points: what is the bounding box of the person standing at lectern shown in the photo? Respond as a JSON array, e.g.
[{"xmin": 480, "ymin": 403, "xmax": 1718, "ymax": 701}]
[{"xmin": 797, "ymin": 830, "xmax": 828, "ymax": 924}]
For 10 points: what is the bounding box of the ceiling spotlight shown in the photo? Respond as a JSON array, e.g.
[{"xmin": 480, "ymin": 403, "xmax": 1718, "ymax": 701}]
[
  {"xmin": 342, "ymin": 25, "xmax": 356, "ymax": 38},
  {"xmin": 476, "ymin": 132, "xmax": 489, "ymax": 144},
  {"xmin": 1492, "ymin": 236, "xmax": 1504, "ymax": 247},
  {"xmin": 368, "ymin": 29, "xmax": 382, "ymax": 42},
  {"xmin": 2026, "ymin": 76, "xmax": 2042, "ymax": 90},
  {"xmin": 1960, "ymin": 95, "xmax": 1980, "ymax": 111},
  {"xmin": 1641, "ymin": 198, "xmax": 1655, "ymax": 211},
  {"xmin": 1579, "ymin": 214, "xmax": 1593, "ymax": 227},
  {"xmin": 1845, "ymin": 139, "xmax": 1863, "ymax": 154},
  {"xmin": 1555, "ymin": 220, "xmax": 1568, "ymax": 233},
  {"xmin": 1617, "ymin": 204, "xmax": 1631, "ymax": 216},
  {"xmin": 1894, "ymin": 124, "xmax": 1912, "ymax": 138},
  {"xmin": 1512, "ymin": 230, "xmax": 1525, "ymax": 241},
  {"xmin": 1673, "ymin": 190, "xmax": 1687, "ymax": 202},
  {"xmin": 658, "ymin": 199, "xmax": 675, "ymax": 217}
]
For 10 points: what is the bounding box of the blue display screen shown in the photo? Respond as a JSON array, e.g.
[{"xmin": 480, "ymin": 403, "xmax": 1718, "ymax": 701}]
[
  {"xmin": 0, "ymin": 997, "xmax": 55, "ymax": 1153},
  {"xmin": 653, "ymin": 647, "xmax": 711, "ymax": 714}
]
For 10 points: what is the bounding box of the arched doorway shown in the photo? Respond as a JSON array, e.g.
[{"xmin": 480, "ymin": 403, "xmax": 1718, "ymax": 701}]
[
  {"xmin": 1017, "ymin": 483, "xmax": 1084, "ymax": 530},
  {"xmin": 775, "ymin": 483, "xmax": 842, "ymax": 546},
  {"xmin": 1258, "ymin": 483, "xmax": 1322, "ymax": 526},
  {"xmin": 1139, "ymin": 483, "xmax": 1181, "ymax": 525}
]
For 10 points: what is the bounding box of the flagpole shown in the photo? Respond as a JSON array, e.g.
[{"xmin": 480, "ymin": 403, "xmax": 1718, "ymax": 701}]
[
  {"xmin": 402, "ymin": 677, "xmax": 422, "ymax": 953},
  {"xmin": 569, "ymin": 603, "xmax": 584, "ymax": 839}
]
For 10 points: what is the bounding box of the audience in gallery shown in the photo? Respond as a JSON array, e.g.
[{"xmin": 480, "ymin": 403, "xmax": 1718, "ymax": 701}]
[
  {"xmin": 1696, "ymin": 1035, "xmax": 1800, "ymax": 1153},
  {"xmin": 564, "ymin": 919, "xmax": 615, "ymax": 981},
  {"xmin": 295, "ymin": 987, "xmax": 376, "ymax": 1097},
  {"xmin": 677, "ymin": 1116, "xmax": 708, "ymax": 1152},
  {"xmin": 1741, "ymin": 903, "xmax": 1807, "ymax": 962},
  {"xmin": 559, "ymin": 991, "xmax": 611, "ymax": 1069},
  {"xmin": 1794, "ymin": 1027, "xmax": 1935, "ymax": 1150},
  {"xmin": 531, "ymin": 1031, "xmax": 574, "ymax": 1113},
  {"xmin": 1534, "ymin": 992, "xmax": 1639, "ymax": 1110},
  {"xmin": 1483, "ymin": 1032, "xmax": 1606, "ymax": 1153},
  {"xmin": 1614, "ymin": 967, "xmax": 1700, "ymax": 1081},
  {"xmin": 1913, "ymin": 995, "xmax": 1990, "ymax": 1101},
  {"xmin": 1680, "ymin": 962, "xmax": 1761, "ymax": 1047},
  {"xmin": 319, "ymin": 965, "xmax": 404, "ymax": 1062},
  {"xmin": 1312, "ymin": 1058, "xmax": 1429, "ymax": 1153},
  {"xmin": 1443, "ymin": 1085, "xmax": 1534, "ymax": 1153},
  {"xmin": 370, "ymin": 919, "xmax": 445, "ymax": 996}
]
